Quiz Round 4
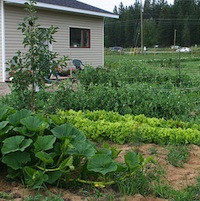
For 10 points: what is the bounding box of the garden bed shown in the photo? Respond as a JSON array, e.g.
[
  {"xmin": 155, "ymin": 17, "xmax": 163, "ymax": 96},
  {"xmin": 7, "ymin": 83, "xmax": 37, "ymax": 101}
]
[{"xmin": 0, "ymin": 143, "xmax": 199, "ymax": 201}]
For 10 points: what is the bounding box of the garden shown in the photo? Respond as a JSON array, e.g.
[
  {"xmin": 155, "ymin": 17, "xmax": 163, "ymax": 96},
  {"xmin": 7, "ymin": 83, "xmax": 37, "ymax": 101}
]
[{"xmin": 0, "ymin": 1, "xmax": 200, "ymax": 200}]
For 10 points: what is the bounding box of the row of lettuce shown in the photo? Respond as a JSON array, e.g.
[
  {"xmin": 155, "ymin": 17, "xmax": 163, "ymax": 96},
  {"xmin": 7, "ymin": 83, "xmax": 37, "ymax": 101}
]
[{"xmin": 58, "ymin": 110, "xmax": 200, "ymax": 145}]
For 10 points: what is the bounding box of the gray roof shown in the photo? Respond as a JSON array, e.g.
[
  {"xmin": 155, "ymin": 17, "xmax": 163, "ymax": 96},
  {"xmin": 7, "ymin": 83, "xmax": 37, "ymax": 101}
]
[{"xmin": 36, "ymin": 0, "xmax": 113, "ymax": 15}]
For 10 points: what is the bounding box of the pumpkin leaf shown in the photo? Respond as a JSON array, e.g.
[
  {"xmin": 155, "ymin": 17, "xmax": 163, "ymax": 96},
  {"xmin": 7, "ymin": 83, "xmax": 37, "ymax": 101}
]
[
  {"xmin": 51, "ymin": 123, "xmax": 83, "ymax": 140},
  {"xmin": 2, "ymin": 152, "xmax": 31, "ymax": 170},
  {"xmin": 34, "ymin": 135, "xmax": 56, "ymax": 152},
  {"xmin": 46, "ymin": 171, "xmax": 62, "ymax": 184},
  {"xmin": 35, "ymin": 151, "xmax": 54, "ymax": 164},
  {"xmin": 0, "ymin": 121, "xmax": 13, "ymax": 136},
  {"xmin": 24, "ymin": 166, "xmax": 48, "ymax": 188},
  {"xmin": 124, "ymin": 151, "xmax": 140, "ymax": 171},
  {"xmin": 0, "ymin": 107, "xmax": 8, "ymax": 121},
  {"xmin": 67, "ymin": 141, "xmax": 96, "ymax": 158},
  {"xmin": 8, "ymin": 109, "xmax": 32, "ymax": 125},
  {"xmin": 87, "ymin": 154, "xmax": 117, "ymax": 175},
  {"xmin": 2, "ymin": 136, "xmax": 33, "ymax": 154},
  {"xmin": 20, "ymin": 116, "xmax": 49, "ymax": 132}
]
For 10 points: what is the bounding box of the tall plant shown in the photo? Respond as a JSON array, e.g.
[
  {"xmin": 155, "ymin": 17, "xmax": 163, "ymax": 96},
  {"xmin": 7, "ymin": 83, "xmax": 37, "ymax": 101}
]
[{"xmin": 6, "ymin": 0, "xmax": 67, "ymax": 111}]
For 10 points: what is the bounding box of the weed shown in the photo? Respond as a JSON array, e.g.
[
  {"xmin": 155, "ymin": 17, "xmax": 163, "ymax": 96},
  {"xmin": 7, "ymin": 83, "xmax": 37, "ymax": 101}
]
[{"xmin": 167, "ymin": 144, "xmax": 190, "ymax": 167}]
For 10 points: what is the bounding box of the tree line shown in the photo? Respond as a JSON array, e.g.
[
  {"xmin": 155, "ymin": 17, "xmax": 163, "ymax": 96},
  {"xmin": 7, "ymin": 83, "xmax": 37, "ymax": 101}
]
[{"xmin": 104, "ymin": 0, "xmax": 200, "ymax": 48}]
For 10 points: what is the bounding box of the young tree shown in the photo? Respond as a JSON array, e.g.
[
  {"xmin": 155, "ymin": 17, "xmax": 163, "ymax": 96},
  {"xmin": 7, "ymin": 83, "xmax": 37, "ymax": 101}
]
[{"xmin": 7, "ymin": 0, "xmax": 67, "ymax": 111}]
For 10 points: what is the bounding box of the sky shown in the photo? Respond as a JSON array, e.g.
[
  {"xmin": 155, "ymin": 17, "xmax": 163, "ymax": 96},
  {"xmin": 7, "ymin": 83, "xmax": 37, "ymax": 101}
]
[{"xmin": 78, "ymin": 0, "xmax": 174, "ymax": 12}]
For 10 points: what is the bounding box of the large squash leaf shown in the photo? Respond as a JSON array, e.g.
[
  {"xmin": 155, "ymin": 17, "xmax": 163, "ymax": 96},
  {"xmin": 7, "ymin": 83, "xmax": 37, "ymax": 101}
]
[
  {"xmin": 0, "ymin": 107, "xmax": 8, "ymax": 121},
  {"xmin": 34, "ymin": 135, "xmax": 56, "ymax": 153},
  {"xmin": 0, "ymin": 121, "xmax": 13, "ymax": 136},
  {"xmin": 2, "ymin": 151, "xmax": 31, "ymax": 170},
  {"xmin": 46, "ymin": 171, "xmax": 62, "ymax": 184},
  {"xmin": 13, "ymin": 126, "xmax": 36, "ymax": 137},
  {"xmin": 8, "ymin": 109, "xmax": 32, "ymax": 126},
  {"xmin": 35, "ymin": 151, "xmax": 54, "ymax": 164},
  {"xmin": 124, "ymin": 151, "xmax": 140, "ymax": 171},
  {"xmin": 67, "ymin": 141, "xmax": 96, "ymax": 158},
  {"xmin": 2, "ymin": 136, "xmax": 33, "ymax": 154},
  {"xmin": 20, "ymin": 116, "xmax": 49, "ymax": 132},
  {"xmin": 51, "ymin": 123, "xmax": 85, "ymax": 141},
  {"xmin": 87, "ymin": 154, "xmax": 117, "ymax": 175}
]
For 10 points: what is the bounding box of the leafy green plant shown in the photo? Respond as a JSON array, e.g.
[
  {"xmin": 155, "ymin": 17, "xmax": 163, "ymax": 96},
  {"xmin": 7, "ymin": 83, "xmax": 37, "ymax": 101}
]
[
  {"xmin": 0, "ymin": 105, "xmax": 153, "ymax": 192},
  {"xmin": 57, "ymin": 110, "xmax": 200, "ymax": 145},
  {"xmin": 167, "ymin": 144, "xmax": 191, "ymax": 167},
  {"xmin": 6, "ymin": 0, "xmax": 68, "ymax": 111}
]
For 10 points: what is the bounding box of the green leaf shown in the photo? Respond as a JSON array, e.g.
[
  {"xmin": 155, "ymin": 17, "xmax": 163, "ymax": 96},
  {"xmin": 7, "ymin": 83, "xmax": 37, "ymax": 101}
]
[
  {"xmin": 46, "ymin": 171, "xmax": 62, "ymax": 184},
  {"xmin": 8, "ymin": 109, "xmax": 32, "ymax": 125},
  {"xmin": 0, "ymin": 107, "xmax": 8, "ymax": 121},
  {"xmin": 13, "ymin": 126, "xmax": 36, "ymax": 137},
  {"xmin": 34, "ymin": 135, "xmax": 56, "ymax": 153},
  {"xmin": 2, "ymin": 152, "xmax": 31, "ymax": 170},
  {"xmin": 87, "ymin": 154, "xmax": 117, "ymax": 175},
  {"xmin": 21, "ymin": 116, "xmax": 49, "ymax": 132},
  {"xmin": 24, "ymin": 166, "xmax": 48, "ymax": 188},
  {"xmin": 67, "ymin": 141, "xmax": 96, "ymax": 158},
  {"xmin": 0, "ymin": 121, "xmax": 13, "ymax": 136},
  {"xmin": 49, "ymin": 114, "xmax": 65, "ymax": 125},
  {"xmin": 35, "ymin": 151, "xmax": 54, "ymax": 164},
  {"xmin": 124, "ymin": 151, "xmax": 139, "ymax": 171},
  {"xmin": 51, "ymin": 123, "xmax": 85, "ymax": 141},
  {"xmin": 2, "ymin": 136, "xmax": 33, "ymax": 154},
  {"xmin": 59, "ymin": 156, "xmax": 74, "ymax": 170}
]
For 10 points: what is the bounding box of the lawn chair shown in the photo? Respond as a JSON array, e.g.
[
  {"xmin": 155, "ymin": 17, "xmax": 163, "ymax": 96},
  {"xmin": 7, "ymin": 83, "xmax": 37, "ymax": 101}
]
[
  {"xmin": 45, "ymin": 68, "xmax": 59, "ymax": 83},
  {"xmin": 72, "ymin": 59, "xmax": 84, "ymax": 70}
]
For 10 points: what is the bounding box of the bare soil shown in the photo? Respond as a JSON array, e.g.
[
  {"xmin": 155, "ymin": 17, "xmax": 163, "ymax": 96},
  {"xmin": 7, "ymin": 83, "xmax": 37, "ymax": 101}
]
[{"xmin": 0, "ymin": 143, "xmax": 200, "ymax": 201}]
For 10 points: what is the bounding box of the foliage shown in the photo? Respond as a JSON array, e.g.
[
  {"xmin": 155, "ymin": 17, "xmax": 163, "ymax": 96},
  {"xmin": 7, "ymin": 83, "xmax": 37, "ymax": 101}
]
[
  {"xmin": 2, "ymin": 54, "xmax": 200, "ymax": 122},
  {"xmin": 58, "ymin": 110, "xmax": 200, "ymax": 145},
  {"xmin": 105, "ymin": 0, "xmax": 200, "ymax": 47},
  {"xmin": 0, "ymin": 104, "xmax": 153, "ymax": 191},
  {"xmin": 6, "ymin": 0, "xmax": 68, "ymax": 111},
  {"xmin": 167, "ymin": 144, "xmax": 190, "ymax": 167}
]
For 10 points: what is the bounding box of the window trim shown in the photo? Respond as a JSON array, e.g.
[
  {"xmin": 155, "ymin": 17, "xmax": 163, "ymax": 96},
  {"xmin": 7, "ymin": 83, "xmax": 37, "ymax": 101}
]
[{"xmin": 70, "ymin": 27, "xmax": 91, "ymax": 48}]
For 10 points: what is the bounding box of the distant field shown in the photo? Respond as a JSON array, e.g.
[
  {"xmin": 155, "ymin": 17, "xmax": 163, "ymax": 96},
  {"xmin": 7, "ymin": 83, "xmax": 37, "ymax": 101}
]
[{"xmin": 105, "ymin": 50, "xmax": 200, "ymax": 78}]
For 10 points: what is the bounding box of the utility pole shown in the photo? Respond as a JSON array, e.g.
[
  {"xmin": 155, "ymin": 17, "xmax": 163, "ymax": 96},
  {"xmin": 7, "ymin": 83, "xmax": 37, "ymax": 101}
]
[
  {"xmin": 140, "ymin": 0, "xmax": 144, "ymax": 54},
  {"xmin": 174, "ymin": 29, "xmax": 177, "ymax": 47}
]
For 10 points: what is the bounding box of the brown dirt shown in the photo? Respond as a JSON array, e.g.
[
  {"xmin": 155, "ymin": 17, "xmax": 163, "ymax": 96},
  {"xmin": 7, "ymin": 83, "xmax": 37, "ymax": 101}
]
[{"xmin": 0, "ymin": 143, "xmax": 200, "ymax": 201}]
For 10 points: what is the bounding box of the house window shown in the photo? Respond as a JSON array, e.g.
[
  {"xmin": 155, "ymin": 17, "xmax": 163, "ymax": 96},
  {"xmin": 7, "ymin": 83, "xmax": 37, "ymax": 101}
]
[{"xmin": 70, "ymin": 28, "xmax": 90, "ymax": 48}]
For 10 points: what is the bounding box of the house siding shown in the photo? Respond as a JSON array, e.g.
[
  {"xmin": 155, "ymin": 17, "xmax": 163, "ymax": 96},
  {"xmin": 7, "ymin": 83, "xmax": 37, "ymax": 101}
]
[
  {"xmin": 4, "ymin": 4, "xmax": 104, "ymax": 79},
  {"xmin": 0, "ymin": 0, "xmax": 3, "ymax": 82}
]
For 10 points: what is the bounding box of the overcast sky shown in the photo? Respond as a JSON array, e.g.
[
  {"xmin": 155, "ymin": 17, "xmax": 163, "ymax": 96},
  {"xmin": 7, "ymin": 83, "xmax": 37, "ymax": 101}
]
[{"xmin": 78, "ymin": 0, "xmax": 174, "ymax": 12}]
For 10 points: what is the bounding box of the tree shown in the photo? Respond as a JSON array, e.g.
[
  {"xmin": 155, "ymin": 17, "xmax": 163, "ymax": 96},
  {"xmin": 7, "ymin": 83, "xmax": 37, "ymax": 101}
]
[
  {"xmin": 143, "ymin": 19, "xmax": 158, "ymax": 47},
  {"xmin": 6, "ymin": 0, "xmax": 67, "ymax": 111}
]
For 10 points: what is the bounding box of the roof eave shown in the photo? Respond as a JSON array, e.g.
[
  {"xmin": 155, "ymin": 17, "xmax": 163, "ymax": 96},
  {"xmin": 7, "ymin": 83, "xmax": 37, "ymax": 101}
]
[{"xmin": 4, "ymin": 0, "xmax": 119, "ymax": 19}]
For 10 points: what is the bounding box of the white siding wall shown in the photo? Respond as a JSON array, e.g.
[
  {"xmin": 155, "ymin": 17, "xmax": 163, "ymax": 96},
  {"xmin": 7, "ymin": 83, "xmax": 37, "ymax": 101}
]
[{"xmin": 4, "ymin": 4, "xmax": 104, "ymax": 77}]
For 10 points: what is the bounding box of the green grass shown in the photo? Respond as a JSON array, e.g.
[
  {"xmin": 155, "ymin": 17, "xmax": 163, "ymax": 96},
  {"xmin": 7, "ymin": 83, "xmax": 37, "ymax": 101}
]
[{"xmin": 105, "ymin": 51, "xmax": 200, "ymax": 78}]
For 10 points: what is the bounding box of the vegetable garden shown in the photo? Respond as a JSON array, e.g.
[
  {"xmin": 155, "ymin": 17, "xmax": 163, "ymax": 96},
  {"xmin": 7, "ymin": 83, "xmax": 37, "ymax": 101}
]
[{"xmin": 0, "ymin": 1, "xmax": 200, "ymax": 200}]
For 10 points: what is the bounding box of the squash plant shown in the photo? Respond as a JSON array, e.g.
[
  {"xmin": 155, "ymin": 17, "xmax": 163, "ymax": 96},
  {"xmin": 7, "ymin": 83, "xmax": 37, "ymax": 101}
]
[{"xmin": 0, "ymin": 104, "xmax": 153, "ymax": 189}]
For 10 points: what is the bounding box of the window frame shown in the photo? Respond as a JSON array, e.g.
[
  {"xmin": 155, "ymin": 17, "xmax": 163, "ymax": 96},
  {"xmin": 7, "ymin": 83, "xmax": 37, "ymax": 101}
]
[{"xmin": 70, "ymin": 27, "xmax": 91, "ymax": 48}]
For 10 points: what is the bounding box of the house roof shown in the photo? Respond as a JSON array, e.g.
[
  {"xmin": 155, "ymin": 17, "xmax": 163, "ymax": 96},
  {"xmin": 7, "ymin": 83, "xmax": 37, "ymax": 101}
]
[{"xmin": 4, "ymin": 0, "xmax": 119, "ymax": 18}]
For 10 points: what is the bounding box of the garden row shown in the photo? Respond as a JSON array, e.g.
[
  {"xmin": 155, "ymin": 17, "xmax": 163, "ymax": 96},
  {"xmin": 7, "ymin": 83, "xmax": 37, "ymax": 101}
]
[{"xmin": 58, "ymin": 109, "xmax": 200, "ymax": 145}]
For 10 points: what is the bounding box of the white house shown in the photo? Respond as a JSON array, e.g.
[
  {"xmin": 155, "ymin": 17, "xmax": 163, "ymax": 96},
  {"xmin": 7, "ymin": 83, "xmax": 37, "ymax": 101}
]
[{"xmin": 0, "ymin": 0, "xmax": 118, "ymax": 82}]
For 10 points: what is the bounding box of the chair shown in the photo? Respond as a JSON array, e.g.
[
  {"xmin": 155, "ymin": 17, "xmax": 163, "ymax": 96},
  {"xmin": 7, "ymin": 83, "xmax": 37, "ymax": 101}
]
[{"xmin": 72, "ymin": 59, "xmax": 84, "ymax": 70}]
